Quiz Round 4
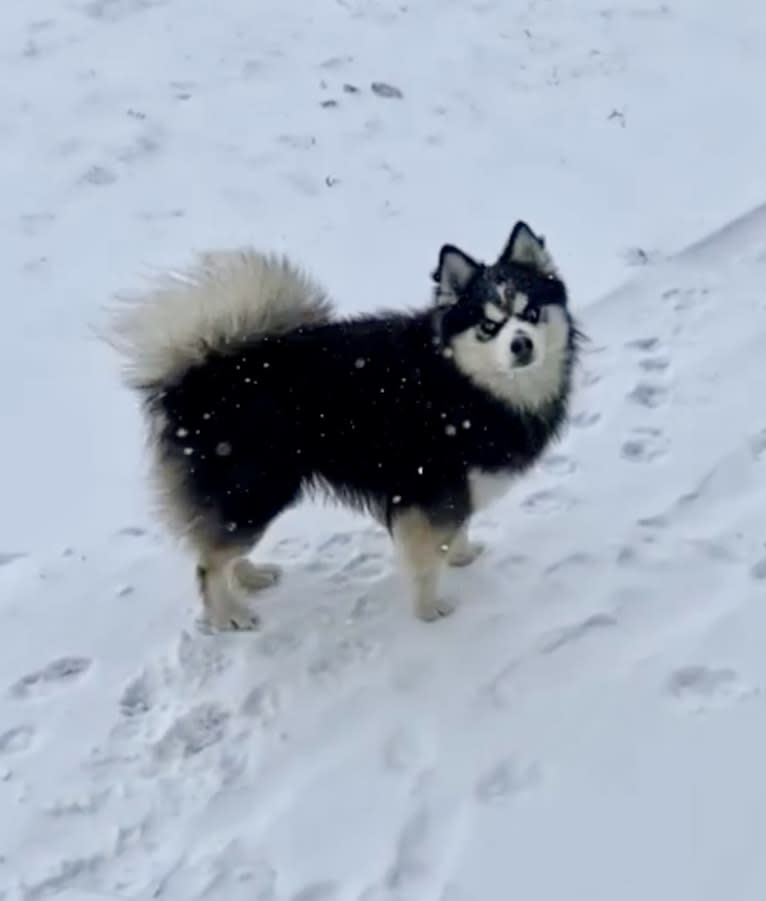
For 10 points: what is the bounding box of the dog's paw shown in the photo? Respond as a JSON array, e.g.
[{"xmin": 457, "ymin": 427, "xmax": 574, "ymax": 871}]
[
  {"xmin": 415, "ymin": 596, "xmax": 457, "ymax": 622},
  {"xmin": 447, "ymin": 540, "xmax": 485, "ymax": 568},
  {"xmin": 206, "ymin": 598, "xmax": 260, "ymax": 632},
  {"xmin": 232, "ymin": 559, "xmax": 282, "ymax": 593}
]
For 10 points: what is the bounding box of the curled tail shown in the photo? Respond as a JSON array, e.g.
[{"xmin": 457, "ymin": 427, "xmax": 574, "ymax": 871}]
[{"xmin": 107, "ymin": 248, "xmax": 333, "ymax": 393}]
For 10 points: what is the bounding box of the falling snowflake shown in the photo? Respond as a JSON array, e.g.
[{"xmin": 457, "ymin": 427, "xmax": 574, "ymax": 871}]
[
  {"xmin": 392, "ymin": 495, "xmax": 402, "ymax": 504},
  {"xmin": 176, "ymin": 427, "xmax": 189, "ymax": 437},
  {"xmin": 462, "ymin": 420, "xmax": 471, "ymax": 429},
  {"xmin": 183, "ymin": 447, "xmax": 194, "ymax": 456},
  {"xmin": 445, "ymin": 424, "xmax": 456, "ymax": 436},
  {"xmin": 216, "ymin": 442, "xmax": 232, "ymax": 457},
  {"xmin": 355, "ymin": 358, "xmax": 366, "ymax": 369},
  {"xmin": 417, "ymin": 466, "xmax": 424, "ymax": 475}
]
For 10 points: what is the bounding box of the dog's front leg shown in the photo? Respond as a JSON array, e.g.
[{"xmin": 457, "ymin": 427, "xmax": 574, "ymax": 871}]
[{"xmin": 392, "ymin": 509, "xmax": 461, "ymax": 622}]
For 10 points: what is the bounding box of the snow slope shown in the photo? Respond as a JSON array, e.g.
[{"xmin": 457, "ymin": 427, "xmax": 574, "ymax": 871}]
[{"xmin": 3, "ymin": 1, "xmax": 766, "ymax": 899}]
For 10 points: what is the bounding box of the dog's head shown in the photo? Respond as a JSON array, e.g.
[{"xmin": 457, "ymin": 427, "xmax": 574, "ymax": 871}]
[{"xmin": 431, "ymin": 222, "xmax": 574, "ymax": 407}]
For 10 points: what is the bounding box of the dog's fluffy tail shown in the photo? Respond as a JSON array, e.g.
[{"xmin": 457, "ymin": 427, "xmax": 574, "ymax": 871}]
[{"xmin": 107, "ymin": 249, "xmax": 333, "ymax": 393}]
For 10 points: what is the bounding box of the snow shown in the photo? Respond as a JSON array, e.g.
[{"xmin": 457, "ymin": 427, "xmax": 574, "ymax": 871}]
[{"xmin": 2, "ymin": 0, "xmax": 766, "ymax": 898}]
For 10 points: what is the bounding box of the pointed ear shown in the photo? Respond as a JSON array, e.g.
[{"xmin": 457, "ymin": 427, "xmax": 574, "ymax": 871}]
[
  {"xmin": 431, "ymin": 244, "xmax": 480, "ymax": 304},
  {"xmin": 499, "ymin": 221, "xmax": 558, "ymax": 275}
]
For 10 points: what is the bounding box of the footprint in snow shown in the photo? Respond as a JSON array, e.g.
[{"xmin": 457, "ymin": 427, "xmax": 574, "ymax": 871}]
[
  {"xmin": 497, "ymin": 551, "xmax": 529, "ymax": 569},
  {"xmin": 273, "ymin": 537, "xmax": 310, "ymax": 560},
  {"xmin": 580, "ymin": 368, "xmax": 603, "ymax": 388},
  {"xmin": 371, "ymin": 81, "xmax": 404, "ymax": 99},
  {"xmin": 0, "ymin": 551, "xmax": 27, "ymax": 567},
  {"xmin": 475, "ymin": 756, "xmax": 541, "ymax": 804},
  {"xmin": 0, "ymin": 724, "xmax": 36, "ymax": 755},
  {"xmin": 306, "ymin": 532, "xmax": 355, "ymax": 572},
  {"xmin": 350, "ymin": 591, "xmax": 386, "ymax": 622},
  {"xmin": 666, "ymin": 286, "xmax": 709, "ymax": 312},
  {"xmin": 385, "ymin": 806, "xmax": 430, "ymax": 890},
  {"xmin": 306, "ymin": 637, "xmax": 379, "ymax": 687},
  {"xmin": 119, "ymin": 671, "xmax": 154, "ymax": 718},
  {"xmin": 440, "ymin": 885, "xmax": 469, "ymax": 901},
  {"xmin": 9, "ymin": 657, "xmax": 92, "ymax": 699},
  {"xmin": 115, "ymin": 525, "xmax": 147, "ymax": 538},
  {"xmin": 153, "ymin": 702, "xmax": 231, "ymax": 760},
  {"xmin": 541, "ymin": 453, "xmax": 577, "ymax": 476},
  {"xmin": 748, "ymin": 429, "xmax": 766, "ymax": 461},
  {"xmin": 521, "ymin": 487, "xmax": 575, "ymax": 514},
  {"xmin": 570, "ymin": 410, "xmax": 601, "ymax": 429},
  {"xmin": 625, "ymin": 336, "xmax": 661, "ymax": 352},
  {"xmin": 44, "ymin": 787, "xmax": 110, "ymax": 818},
  {"xmin": 174, "ymin": 629, "xmax": 232, "ymax": 684},
  {"xmin": 544, "ymin": 551, "xmax": 595, "ymax": 576},
  {"xmin": 155, "ymin": 838, "xmax": 277, "ymax": 901},
  {"xmin": 627, "ymin": 381, "xmax": 668, "ymax": 409},
  {"xmin": 240, "ymin": 681, "xmax": 281, "ymax": 727},
  {"xmin": 257, "ymin": 626, "xmax": 304, "ymax": 659},
  {"xmin": 80, "ymin": 163, "xmax": 117, "ymax": 186},
  {"xmin": 540, "ymin": 613, "xmax": 617, "ymax": 654},
  {"xmin": 290, "ymin": 882, "xmax": 339, "ymax": 901},
  {"xmin": 334, "ymin": 551, "xmax": 387, "ymax": 584},
  {"xmin": 666, "ymin": 665, "xmax": 759, "ymax": 713},
  {"xmin": 638, "ymin": 355, "xmax": 671, "ymax": 373},
  {"xmin": 620, "ymin": 426, "xmax": 670, "ymax": 463}
]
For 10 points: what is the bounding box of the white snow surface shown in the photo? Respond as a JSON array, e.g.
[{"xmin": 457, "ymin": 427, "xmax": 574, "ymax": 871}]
[{"xmin": 2, "ymin": 1, "xmax": 766, "ymax": 899}]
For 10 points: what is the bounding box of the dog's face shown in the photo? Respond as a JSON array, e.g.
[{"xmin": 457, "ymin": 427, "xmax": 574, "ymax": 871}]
[{"xmin": 432, "ymin": 222, "xmax": 573, "ymax": 407}]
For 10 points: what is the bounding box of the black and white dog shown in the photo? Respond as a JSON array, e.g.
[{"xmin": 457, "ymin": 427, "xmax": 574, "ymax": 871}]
[{"xmin": 110, "ymin": 222, "xmax": 579, "ymax": 629}]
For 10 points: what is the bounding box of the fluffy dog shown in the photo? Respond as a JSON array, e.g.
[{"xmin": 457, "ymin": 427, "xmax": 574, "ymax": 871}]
[{"xmin": 110, "ymin": 222, "xmax": 579, "ymax": 629}]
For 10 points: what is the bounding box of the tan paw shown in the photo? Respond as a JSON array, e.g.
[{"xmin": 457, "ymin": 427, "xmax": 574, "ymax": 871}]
[
  {"xmin": 447, "ymin": 540, "xmax": 485, "ymax": 568},
  {"xmin": 232, "ymin": 559, "xmax": 282, "ymax": 592},
  {"xmin": 206, "ymin": 598, "xmax": 260, "ymax": 632},
  {"xmin": 415, "ymin": 595, "xmax": 457, "ymax": 622}
]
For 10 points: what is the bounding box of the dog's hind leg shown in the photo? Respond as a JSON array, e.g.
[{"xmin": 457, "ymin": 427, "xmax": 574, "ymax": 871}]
[
  {"xmin": 154, "ymin": 443, "xmax": 298, "ymax": 629},
  {"xmin": 195, "ymin": 541, "xmax": 268, "ymax": 632},
  {"xmin": 392, "ymin": 508, "xmax": 463, "ymax": 622},
  {"xmin": 195, "ymin": 527, "xmax": 285, "ymax": 632}
]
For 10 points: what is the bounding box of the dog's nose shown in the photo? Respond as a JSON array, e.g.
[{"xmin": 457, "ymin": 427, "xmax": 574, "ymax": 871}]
[{"xmin": 510, "ymin": 332, "xmax": 534, "ymax": 363}]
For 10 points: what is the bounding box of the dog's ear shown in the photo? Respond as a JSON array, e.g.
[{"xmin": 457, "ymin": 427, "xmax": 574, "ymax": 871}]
[
  {"xmin": 431, "ymin": 245, "xmax": 480, "ymax": 305},
  {"xmin": 499, "ymin": 221, "xmax": 557, "ymax": 276}
]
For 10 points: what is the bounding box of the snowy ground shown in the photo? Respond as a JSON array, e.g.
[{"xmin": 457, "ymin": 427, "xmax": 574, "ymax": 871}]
[{"xmin": 2, "ymin": 1, "xmax": 766, "ymax": 899}]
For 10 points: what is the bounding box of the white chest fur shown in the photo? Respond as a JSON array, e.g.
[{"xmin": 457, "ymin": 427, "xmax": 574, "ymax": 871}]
[{"xmin": 468, "ymin": 467, "xmax": 515, "ymax": 512}]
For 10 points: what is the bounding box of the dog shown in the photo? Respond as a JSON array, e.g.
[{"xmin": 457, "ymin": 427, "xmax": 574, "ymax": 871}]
[{"xmin": 109, "ymin": 222, "xmax": 580, "ymax": 629}]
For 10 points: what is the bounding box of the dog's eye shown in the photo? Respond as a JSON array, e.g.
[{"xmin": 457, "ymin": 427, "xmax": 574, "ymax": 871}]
[
  {"xmin": 525, "ymin": 307, "xmax": 540, "ymax": 325},
  {"xmin": 476, "ymin": 317, "xmax": 503, "ymax": 342}
]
